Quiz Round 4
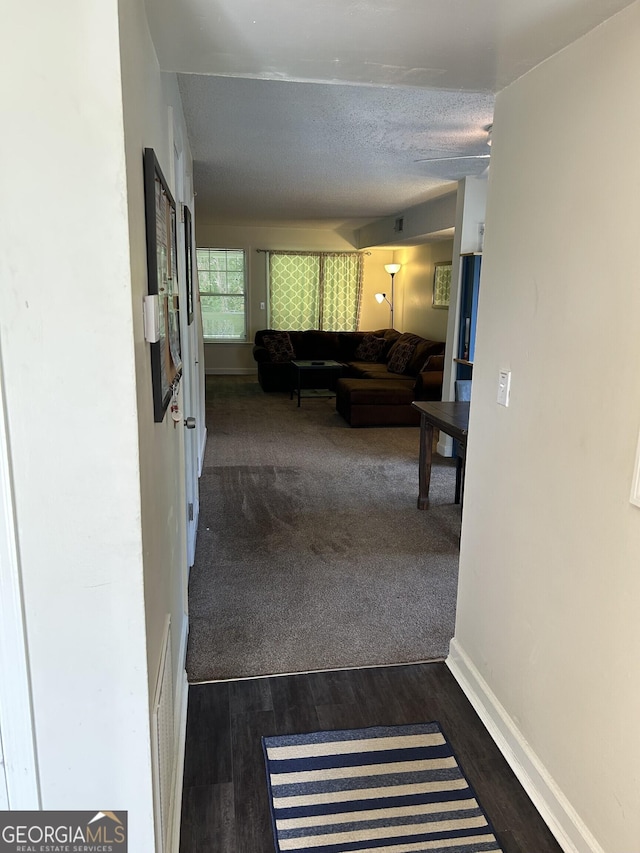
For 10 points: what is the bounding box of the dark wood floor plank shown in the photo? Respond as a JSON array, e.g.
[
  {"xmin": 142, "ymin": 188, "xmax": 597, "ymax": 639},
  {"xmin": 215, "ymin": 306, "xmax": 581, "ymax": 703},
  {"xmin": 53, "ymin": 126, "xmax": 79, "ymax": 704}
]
[
  {"xmin": 182, "ymin": 682, "xmax": 232, "ymax": 787},
  {"xmin": 179, "ymin": 783, "xmax": 235, "ymax": 853},
  {"xmin": 315, "ymin": 699, "xmax": 370, "ymax": 732},
  {"xmin": 269, "ymin": 673, "xmax": 321, "ymax": 735},
  {"xmin": 231, "ymin": 709, "xmax": 276, "ymax": 853},
  {"xmin": 378, "ymin": 663, "xmax": 444, "ymax": 722},
  {"xmin": 494, "ymin": 829, "xmax": 526, "ymax": 853},
  {"xmin": 269, "ymin": 671, "xmax": 315, "ymax": 712},
  {"xmin": 349, "ymin": 665, "xmax": 419, "ymax": 727},
  {"xmin": 229, "ymin": 677, "xmax": 273, "ymax": 715},
  {"xmin": 306, "ymin": 667, "xmax": 358, "ymax": 706},
  {"xmin": 180, "ymin": 662, "xmax": 564, "ymax": 853}
]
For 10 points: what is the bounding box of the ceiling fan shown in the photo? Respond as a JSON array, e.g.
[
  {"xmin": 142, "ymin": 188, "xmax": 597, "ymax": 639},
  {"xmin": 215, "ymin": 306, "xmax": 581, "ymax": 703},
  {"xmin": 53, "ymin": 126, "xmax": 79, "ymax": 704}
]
[{"xmin": 414, "ymin": 124, "xmax": 492, "ymax": 164}]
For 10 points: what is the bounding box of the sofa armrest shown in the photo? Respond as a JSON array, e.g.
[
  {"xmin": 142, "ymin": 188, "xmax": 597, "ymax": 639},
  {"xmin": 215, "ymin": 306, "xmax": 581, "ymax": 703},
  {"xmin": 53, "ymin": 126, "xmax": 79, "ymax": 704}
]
[
  {"xmin": 252, "ymin": 345, "xmax": 272, "ymax": 364},
  {"xmin": 421, "ymin": 353, "xmax": 444, "ymax": 372},
  {"xmin": 414, "ymin": 370, "xmax": 444, "ymax": 401}
]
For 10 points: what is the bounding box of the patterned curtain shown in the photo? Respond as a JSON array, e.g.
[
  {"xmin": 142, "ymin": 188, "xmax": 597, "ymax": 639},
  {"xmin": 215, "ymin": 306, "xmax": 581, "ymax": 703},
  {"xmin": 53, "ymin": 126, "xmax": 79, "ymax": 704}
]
[
  {"xmin": 268, "ymin": 251, "xmax": 363, "ymax": 330},
  {"xmin": 269, "ymin": 254, "xmax": 320, "ymax": 329}
]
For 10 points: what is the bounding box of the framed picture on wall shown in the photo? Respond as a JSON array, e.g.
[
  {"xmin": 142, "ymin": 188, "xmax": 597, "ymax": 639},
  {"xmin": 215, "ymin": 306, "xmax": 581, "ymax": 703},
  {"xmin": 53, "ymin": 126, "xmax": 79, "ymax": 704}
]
[
  {"xmin": 143, "ymin": 148, "xmax": 182, "ymax": 422},
  {"xmin": 433, "ymin": 262, "xmax": 452, "ymax": 309}
]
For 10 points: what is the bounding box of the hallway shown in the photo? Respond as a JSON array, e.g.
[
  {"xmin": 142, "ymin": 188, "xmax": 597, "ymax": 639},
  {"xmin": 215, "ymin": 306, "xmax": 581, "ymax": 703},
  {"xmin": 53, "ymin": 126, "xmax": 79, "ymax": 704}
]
[{"xmin": 179, "ymin": 662, "xmax": 563, "ymax": 852}]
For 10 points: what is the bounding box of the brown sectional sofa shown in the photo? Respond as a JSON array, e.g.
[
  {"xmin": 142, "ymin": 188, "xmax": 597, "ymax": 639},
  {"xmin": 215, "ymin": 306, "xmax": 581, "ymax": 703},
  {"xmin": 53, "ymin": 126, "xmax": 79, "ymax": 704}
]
[{"xmin": 252, "ymin": 328, "xmax": 445, "ymax": 426}]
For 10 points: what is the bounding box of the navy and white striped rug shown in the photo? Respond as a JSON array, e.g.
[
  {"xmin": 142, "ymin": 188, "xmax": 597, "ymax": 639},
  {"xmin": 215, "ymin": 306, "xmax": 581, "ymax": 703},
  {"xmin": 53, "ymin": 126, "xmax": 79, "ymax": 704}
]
[{"xmin": 263, "ymin": 722, "xmax": 503, "ymax": 852}]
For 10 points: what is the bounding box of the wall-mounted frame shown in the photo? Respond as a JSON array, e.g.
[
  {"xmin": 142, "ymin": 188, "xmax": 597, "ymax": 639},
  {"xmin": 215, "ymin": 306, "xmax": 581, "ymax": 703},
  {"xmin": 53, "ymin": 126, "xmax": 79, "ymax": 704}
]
[
  {"xmin": 143, "ymin": 148, "xmax": 182, "ymax": 422},
  {"xmin": 184, "ymin": 204, "xmax": 194, "ymax": 325},
  {"xmin": 433, "ymin": 262, "xmax": 452, "ymax": 308}
]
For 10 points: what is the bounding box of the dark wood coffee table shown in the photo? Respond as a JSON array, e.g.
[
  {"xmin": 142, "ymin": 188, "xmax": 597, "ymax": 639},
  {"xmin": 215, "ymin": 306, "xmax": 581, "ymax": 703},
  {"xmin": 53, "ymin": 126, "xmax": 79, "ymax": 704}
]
[
  {"xmin": 412, "ymin": 401, "xmax": 470, "ymax": 509},
  {"xmin": 290, "ymin": 360, "xmax": 343, "ymax": 407}
]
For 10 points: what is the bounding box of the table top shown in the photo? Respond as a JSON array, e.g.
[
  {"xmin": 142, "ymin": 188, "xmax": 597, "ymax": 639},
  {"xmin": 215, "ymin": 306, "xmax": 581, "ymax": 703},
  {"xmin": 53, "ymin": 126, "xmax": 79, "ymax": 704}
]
[
  {"xmin": 292, "ymin": 360, "xmax": 343, "ymax": 368},
  {"xmin": 411, "ymin": 401, "xmax": 469, "ymax": 442}
]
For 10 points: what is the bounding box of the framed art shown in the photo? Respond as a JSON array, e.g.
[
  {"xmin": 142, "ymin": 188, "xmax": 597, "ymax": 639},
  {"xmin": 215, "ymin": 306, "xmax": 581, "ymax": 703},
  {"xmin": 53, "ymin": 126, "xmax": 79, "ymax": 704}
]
[
  {"xmin": 184, "ymin": 204, "xmax": 194, "ymax": 325},
  {"xmin": 143, "ymin": 148, "xmax": 182, "ymax": 422},
  {"xmin": 433, "ymin": 262, "xmax": 452, "ymax": 309}
]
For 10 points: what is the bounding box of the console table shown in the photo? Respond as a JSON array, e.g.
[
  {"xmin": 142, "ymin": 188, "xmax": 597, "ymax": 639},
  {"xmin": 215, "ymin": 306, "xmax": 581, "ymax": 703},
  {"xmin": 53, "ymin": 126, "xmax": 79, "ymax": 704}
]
[{"xmin": 412, "ymin": 401, "xmax": 469, "ymax": 510}]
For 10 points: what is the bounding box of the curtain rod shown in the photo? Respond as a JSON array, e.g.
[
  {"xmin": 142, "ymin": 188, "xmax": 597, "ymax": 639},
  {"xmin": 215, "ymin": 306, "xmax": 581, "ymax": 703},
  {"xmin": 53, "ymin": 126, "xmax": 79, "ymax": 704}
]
[{"xmin": 256, "ymin": 249, "xmax": 371, "ymax": 255}]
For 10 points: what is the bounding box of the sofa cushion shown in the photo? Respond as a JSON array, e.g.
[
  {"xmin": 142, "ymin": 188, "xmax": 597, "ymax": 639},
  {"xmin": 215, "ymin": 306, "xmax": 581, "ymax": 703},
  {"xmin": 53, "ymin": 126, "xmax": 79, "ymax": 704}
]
[
  {"xmin": 387, "ymin": 341, "xmax": 416, "ymax": 374},
  {"xmin": 372, "ymin": 328, "xmax": 402, "ymax": 358},
  {"xmin": 386, "ymin": 333, "xmax": 444, "ymax": 376},
  {"xmin": 347, "ymin": 362, "xmax": 405, "ymax": 380},
  {"xmin": 408, "ymin": 339, "xmax": 446, "ymax": 375},
  {"xmin": 295, "ymin": 330, "xmax": 340, "ymax": 360},
  {"xmin": 336, "ymin": 332, "xmax": 367, "ymax": 361},
  {"xmin": 337, "ymin": 378, "xmax": 415, "ymax": 406},
  {"xmin": 386, "ymin": 332, "xmax": 424, "ymax": 360},
  {"xmin": 354, "ymin": 334, "xmax": 386, "ymax": 362},
  {"xmin": 262, "ymin": 332, "xmax": 296, "ymax": 362}
]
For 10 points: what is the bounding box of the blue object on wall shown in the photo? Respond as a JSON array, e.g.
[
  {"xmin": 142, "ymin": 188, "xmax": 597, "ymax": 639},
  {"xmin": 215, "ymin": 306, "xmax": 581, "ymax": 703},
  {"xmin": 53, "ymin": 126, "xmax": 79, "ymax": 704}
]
[{"xmin": 456, "ymin": 253, "xmax": 481, "ymax": 382}]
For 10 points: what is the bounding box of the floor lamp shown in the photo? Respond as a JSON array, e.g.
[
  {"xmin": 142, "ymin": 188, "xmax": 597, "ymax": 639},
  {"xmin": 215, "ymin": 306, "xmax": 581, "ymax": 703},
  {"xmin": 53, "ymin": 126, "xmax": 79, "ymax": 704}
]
[{"xmin": 375, "ymin": 263, "xmax": 401, "ymax": 329}]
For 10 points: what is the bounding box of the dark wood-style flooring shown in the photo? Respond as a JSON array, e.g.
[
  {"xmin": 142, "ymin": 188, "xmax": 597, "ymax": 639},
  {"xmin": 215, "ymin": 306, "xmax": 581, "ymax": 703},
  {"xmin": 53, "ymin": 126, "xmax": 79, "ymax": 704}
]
[{"xmin": 179, "ymin": 661, "xmax": 563, "ymax": 853}]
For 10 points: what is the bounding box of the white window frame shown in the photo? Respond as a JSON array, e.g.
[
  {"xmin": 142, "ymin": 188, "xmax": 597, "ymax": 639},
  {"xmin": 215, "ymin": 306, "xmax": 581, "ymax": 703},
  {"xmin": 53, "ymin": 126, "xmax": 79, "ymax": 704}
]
[{"xmin": 196, "ymin": 248, "xmax": 248, "ymax": 342}]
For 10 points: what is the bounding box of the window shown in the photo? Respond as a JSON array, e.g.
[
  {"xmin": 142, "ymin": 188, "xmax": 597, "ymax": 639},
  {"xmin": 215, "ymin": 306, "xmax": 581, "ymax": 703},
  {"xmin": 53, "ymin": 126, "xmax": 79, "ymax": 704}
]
[
  {"xmin": 196, "ymin": 248, "xmax": 247, "ymax": 340},
  {"xmin": 268, "ymin": 252, "xmax": 363, "ymax": 331}
]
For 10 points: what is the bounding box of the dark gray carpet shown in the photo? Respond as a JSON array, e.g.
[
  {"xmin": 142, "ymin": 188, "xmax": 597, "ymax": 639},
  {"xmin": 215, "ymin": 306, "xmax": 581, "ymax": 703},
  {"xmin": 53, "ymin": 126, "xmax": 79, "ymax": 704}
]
[{"xmin": 186, "ymin": 376, "xmax": 461, "ymax": 682}]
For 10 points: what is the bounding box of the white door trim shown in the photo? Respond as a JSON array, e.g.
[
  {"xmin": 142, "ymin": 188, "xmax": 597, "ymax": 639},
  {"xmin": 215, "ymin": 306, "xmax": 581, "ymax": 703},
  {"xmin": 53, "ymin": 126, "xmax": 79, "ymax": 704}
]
[{"xmin": 0, "ymin": 350, "xmax": 40, "ymax": 807}]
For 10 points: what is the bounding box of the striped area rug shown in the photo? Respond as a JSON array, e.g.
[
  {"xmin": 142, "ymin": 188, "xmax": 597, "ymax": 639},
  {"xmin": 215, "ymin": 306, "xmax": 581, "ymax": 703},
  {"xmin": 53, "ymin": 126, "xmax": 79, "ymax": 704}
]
[{"xmin": 262, "ymin": 722, "xmax": 503, "ymax": 852}]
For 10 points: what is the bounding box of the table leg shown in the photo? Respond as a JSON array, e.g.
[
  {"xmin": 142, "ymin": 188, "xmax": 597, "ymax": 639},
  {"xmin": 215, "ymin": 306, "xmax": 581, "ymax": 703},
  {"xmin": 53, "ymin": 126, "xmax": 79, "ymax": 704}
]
[
  {"xmin": 417, "ymin": 418, "xmax": 433, "ymax": 510},
  {"xmin": 297, "ymin": 367, "xmax": 302, "ymax": 407}
]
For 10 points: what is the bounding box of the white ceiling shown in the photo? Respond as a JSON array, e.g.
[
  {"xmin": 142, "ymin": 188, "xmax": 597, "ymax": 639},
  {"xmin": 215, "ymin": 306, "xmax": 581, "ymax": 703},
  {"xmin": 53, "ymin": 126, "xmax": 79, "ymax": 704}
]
[{"xmin": 144, "ymin": 0, "xmax": 634, "ymax": 227}]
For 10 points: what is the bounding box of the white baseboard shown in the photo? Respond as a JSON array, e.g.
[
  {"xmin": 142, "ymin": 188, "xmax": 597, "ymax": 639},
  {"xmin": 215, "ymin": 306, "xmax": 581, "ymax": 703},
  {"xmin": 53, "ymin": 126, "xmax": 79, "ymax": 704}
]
[
  {"xmin": 168, "ymin": 616, "xmax": 189, "ymax": 853},
  {"xmin": 204, "ymin": 368, "xmax": 256, "ymax": 375},
  {"xmin": 447, "ymin": 639, "xmax": 605, "ymax": 853},
  {"xmin": 437, "ymin": 434, "xmax": 454, "ymax": 457}
]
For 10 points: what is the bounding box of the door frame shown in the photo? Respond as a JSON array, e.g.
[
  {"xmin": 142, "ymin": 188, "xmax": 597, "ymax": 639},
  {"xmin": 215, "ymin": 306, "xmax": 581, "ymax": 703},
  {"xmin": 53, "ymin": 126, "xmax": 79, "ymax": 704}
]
[{"xmin": 0, "ymin": 346, "xmax": 40, "ymax": 807}]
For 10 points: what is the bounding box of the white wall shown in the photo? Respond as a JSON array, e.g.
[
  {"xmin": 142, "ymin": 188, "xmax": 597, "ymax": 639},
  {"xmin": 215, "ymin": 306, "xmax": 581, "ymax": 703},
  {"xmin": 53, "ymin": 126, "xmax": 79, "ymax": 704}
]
[
  {"xmin": 1, "ymin": 0, "xmax": 155, "ymax": 846},
  {"xmin": 358, "ymin": 252, "xmax": 399, "ymax": 332},
  {"xmin": 452, "ymin": 5, "xmax": 640, "ymax": 851},
  {"xmin": 393, "ymin": 241, "xmax": 453, "ymax": 341},
  {"xmin": 118, "ymin": 2, "xmax": 196, "ymax": 847},
  {"xmin": 355, "ymin": 190, "xmax": 456, "ymax": 248},
  {"xmin": 118, "ymin": 0, "xmax": 191, "ymax": 715},
  {"xmin": 0, "ymin": 0, "xmax": 195, "ymax": 846}
]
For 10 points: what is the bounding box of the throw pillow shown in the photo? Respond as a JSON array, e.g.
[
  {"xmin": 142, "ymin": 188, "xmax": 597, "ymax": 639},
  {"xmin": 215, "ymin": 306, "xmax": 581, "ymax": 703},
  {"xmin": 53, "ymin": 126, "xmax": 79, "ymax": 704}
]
[
  {"xmin": 263, "ymin": 332, "xmax": 296, "ymax": 363},
  {"xmin": 354, "ymin": 334, "xmax": 386, "ymax": 362},
  {"xmin": 387, "ymin": 341, "xmax": 416, "ymax": 374}
]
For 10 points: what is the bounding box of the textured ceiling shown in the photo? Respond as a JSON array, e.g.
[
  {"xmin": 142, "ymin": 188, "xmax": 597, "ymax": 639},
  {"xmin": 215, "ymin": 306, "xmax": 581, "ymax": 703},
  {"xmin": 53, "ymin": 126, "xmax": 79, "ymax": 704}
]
[
  {"xmin": 177, "ymin": 75, "xmax": 493, "ymax": 225},
  {"xmin": 145, "ymin": 0, "xmax": 635, "ymax": 226}
]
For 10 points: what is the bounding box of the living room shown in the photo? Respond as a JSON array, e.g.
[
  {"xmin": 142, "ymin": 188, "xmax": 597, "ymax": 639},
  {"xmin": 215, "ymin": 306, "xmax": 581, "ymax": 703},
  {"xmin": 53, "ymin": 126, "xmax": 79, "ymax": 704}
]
[
  {"xmin": 196, "ymin": 222, "xmax": 455, "ymax": 377},
  {"xmin": 3, "ymin": 1, "xmax": 639, "ymax": 852}
]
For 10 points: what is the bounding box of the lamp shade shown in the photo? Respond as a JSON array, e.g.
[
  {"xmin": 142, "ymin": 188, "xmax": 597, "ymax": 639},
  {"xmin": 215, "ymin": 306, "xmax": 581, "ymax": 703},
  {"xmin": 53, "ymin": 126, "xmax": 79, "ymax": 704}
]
[
  {"xmin": 374, "ymin": 293, "xmax": 385, "ymax": 304},
  {"xmin": 385, "ymin": 263, "xmax": 401, "ymax": 275}
]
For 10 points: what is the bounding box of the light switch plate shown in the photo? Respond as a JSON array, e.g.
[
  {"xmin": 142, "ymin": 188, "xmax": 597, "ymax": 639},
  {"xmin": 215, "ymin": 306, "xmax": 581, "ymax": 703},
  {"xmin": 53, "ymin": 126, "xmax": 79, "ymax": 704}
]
[{"xmin": 497, "ymin": 370, "xmax": 511, "ymax": 407}]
